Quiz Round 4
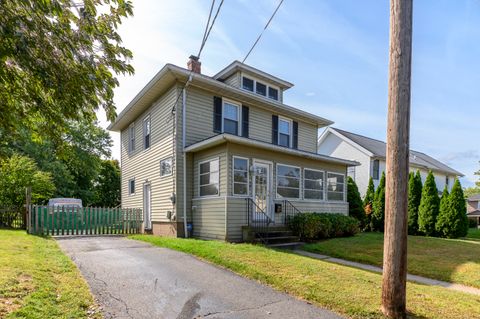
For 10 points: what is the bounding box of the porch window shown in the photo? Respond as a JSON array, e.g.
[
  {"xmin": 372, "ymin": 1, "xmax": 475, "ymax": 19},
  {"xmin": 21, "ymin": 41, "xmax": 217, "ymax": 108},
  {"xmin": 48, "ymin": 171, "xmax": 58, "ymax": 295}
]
[
  {"xmin": 199, "ymin": 158, "xmax": 220, "ymax": 197},
  {"xmin": 223, "ymin": 100, "xmax": 240, "ymax": 135},
  {"xmin": 233, "ymin": 157, "xmax": 249, "ymax": 196},
  {"xmin": 278, "ymin": 118, "xmax": 291, "ymax": 147},
  {"xmin": 128, "ymin": 124, "xmax": 135, "ymax": 153},
  {"xmin": 327, "ymin": 173, "xmax": 345, "ymax": 201},
  {"xmin": 143, "ymin": 116, "xmax": 151, "ymax": 149},
  {"xmin": 347, "ymin": 166, "xmax": 356, "ymax": 180},
  {"xmin": 276, "ymin": 164, "xmax": 300, "ymax": 199},
  {"xmin": 304, "ymin": 169, "xmax": 324, "ymax": 200},
  {"xmin": 160, "ymin": 157, "xmax": 173, "ymax": 177},
  {"xmin": 128, "ymin": 178, "xmax": 135, "ymax": 195}
]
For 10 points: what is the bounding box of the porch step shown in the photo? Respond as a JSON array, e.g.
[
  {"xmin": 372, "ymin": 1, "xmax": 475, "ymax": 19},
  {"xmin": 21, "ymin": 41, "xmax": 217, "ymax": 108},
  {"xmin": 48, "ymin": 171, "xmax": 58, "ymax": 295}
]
[
  {"xmin": 254, "ymin": 235, "xmax": 300, "ymax": 245},
  {"xmin": 268, "ymin": 242, "xmax": 306, "ymax": 250}
]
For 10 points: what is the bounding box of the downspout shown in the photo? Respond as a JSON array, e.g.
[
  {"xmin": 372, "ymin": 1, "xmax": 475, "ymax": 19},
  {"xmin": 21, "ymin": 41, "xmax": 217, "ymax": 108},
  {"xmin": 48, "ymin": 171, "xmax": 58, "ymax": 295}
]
[{"xmin": 182, "ymin": 77, "xmax": 190, "ymax": 237}]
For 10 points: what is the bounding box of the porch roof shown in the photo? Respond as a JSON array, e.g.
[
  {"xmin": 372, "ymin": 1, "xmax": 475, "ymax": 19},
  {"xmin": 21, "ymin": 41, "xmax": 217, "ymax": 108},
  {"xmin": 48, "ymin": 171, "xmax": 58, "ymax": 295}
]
[
  {"xmin": 184, "ymin": 134, "xmax": 360, "ymax": 166},
  {"xmin": 468, "ymin": 210, "xmax": 480, "ymax": 217}
]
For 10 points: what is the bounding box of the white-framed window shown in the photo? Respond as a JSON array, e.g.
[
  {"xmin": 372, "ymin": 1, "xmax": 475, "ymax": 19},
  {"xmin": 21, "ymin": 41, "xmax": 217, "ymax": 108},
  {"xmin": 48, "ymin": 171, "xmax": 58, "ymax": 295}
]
[
  {"xmin": 276, "ymin": 164, "xmax": 300, "ymax": 199},
  {"xmin": 143, "ymin": 116, "xmax": 151, "ymax": 150},
  {"xmin": 327, "ymin": 172, "xmax": 345, "ymax": 201},
  {"xmin": 373, "ymin": 159, "xmax": 380, "ymax": 180},
  {"xmin": 199, "ymin": 158, "xmax": 220, "ymax": 197},
  {"xmin": 160, "ymin": 157, "xmax": 173, "ymax": 177},
  {"xmin": 128, "ymin": 178, "xmax": 135, "ymax": 195},
  {"xmin": 304, "ymin": 169, "xmax": 324, "ymax": 200},
  {"xmin": 278, "ymin": 117, "xmax": 291, "ymax": 148},
  {"xmin": 241, "ymin": 76, "xmax": 279, "ymax": 101},
  {"xmin": 128, "ymin": 123, "xmax": 135, "ymax": 153},
  {"xmin": 233, "ymin": 156, "xmax": 249, "ymax": 196},
  {"xmin": 222, "ymin": 100, "xmax": 240, "ymax": 135}
]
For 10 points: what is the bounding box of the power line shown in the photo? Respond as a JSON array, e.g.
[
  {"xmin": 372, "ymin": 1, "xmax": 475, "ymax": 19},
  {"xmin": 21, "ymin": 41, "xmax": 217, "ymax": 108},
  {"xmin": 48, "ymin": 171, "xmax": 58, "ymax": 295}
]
[
  {"xmin": 242, "ymin": 0, "xmax": 284, "ymax": 63},
  {"xmin": 198, "ymin": 0, "xmax": 225, "ymax": 59},
  {"xmin": 199, "ymin": 0, "xmax": 216, "ymax": 55}
]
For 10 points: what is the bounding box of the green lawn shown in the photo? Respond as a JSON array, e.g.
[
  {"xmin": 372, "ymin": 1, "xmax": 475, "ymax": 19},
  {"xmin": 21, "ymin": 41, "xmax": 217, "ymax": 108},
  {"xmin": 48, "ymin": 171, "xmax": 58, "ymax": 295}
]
[
  {"xmin": 130, "ymin": 234, "xmax": 480, "ymax": 319},
  {"xmin": 466, "ymin": 227, "xmax": 480, "ymax": 240},
  {"xmin": 303, "ymin": 232, "xmax": 480, "ymax": 289},
  {"xmin": 0, "ymin": 230, "xmax": 100, "ymax": 319}
]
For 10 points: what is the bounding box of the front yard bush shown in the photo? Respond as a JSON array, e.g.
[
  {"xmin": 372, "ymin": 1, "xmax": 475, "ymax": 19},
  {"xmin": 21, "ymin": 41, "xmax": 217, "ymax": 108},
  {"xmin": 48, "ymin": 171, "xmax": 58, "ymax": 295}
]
[{"xmin": 289, "ymin": 213, "xmax": 359, "ymax": 241}]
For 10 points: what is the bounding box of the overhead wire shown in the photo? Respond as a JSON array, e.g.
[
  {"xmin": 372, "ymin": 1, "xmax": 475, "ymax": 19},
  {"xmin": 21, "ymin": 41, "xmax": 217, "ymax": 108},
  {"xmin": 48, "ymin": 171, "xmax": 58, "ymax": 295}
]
[{"xmin": 242, "ymin": 0, "xmax": 284, "ymax": 63}]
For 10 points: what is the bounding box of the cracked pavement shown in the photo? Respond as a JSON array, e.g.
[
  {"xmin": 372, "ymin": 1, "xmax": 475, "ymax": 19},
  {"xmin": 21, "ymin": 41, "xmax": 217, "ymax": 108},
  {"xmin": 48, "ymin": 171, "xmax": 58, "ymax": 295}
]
[{"xmin": 57, "ymin": 236, "xmax": 343, "ymax": 319}]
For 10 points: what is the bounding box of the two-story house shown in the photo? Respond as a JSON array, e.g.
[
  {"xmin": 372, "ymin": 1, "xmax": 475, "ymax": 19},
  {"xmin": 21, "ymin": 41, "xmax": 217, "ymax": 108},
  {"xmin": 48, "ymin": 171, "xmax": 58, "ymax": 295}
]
[
  {"xmin": 108, "ymin": 57, "xmax": 358, "ymax": 242},
  {"xmin": 317, "ymin": 127, "xmax": 464, "ymax": 197},
  {"xmin": 467, "ymin": 194, "xmax": 480, "ymax": 225}
]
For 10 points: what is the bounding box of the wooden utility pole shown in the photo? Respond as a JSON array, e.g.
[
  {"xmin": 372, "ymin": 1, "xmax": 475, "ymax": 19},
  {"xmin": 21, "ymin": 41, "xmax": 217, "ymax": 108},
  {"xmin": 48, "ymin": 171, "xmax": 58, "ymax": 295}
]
[{"xmin": 382, "ymin": 0, "xmax": 413, "ymax": 318}]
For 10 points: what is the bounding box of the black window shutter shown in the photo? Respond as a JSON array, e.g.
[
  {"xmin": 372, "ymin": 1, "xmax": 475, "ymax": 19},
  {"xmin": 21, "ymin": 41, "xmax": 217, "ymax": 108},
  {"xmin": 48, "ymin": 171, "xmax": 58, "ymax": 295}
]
[
  {"xmin": 242, "ymin": 105, "xmax": 249, "ymax": 138},
  {"xmin": 213, "ymin": 96, "xmax": 222, "ymax": 133},
  {"xmin": 292, "ymin": 121, "xmax": 298, "ymax": 149},
  {"xmin": 272, "ymin": 115, "xmax": 279, "ymax": 145}
]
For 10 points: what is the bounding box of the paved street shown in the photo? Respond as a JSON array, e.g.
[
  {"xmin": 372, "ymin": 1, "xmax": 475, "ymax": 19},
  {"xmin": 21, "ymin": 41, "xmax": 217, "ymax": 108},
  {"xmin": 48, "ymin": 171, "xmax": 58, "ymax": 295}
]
[{"xmin": 57, "ymin": 236, "xmax": 343, "ymax": 319}]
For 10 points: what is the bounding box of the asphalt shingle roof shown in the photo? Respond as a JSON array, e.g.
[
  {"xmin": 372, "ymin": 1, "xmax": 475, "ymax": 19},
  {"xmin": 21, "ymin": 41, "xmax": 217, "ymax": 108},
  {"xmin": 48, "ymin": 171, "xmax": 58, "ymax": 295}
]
[
  {"xmin": 468, "ymin": 194, "xmax": 480, "ymax": 201},
  {"xmin": 331, "ymin": 128, "xmax": 463, "ymax": 176}
]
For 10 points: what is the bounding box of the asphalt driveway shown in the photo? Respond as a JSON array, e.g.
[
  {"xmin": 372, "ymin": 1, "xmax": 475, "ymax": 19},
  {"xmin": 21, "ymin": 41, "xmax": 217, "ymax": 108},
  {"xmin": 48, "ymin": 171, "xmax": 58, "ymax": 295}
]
[{"xmin": 57, "ymin": 236, "xmax": 343, "ymax": 319}]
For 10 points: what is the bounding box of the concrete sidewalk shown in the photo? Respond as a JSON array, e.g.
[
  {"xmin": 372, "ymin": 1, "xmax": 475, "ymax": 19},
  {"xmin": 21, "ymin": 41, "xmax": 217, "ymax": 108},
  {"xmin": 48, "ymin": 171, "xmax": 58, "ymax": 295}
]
[
  {"xmin": 57, "ymin": 236, "xmax": 343, "ymax": 319},
  {"xmin": 294, "ymin": 250, "xmax": 480, "ymax": 296}
]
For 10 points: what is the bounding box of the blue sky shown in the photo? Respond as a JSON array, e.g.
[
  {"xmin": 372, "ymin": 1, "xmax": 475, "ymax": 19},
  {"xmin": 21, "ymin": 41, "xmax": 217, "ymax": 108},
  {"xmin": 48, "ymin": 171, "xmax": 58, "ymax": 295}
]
[{"xmin": 99, "ymin": 0, "xmax": 480, "ymax": 186}]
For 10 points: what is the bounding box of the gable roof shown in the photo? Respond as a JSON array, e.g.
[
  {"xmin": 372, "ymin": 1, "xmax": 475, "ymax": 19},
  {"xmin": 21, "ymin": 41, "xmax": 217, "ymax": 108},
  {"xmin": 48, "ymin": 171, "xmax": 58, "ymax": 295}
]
[
  {"xmin": 109, "ymin": 63, "xmax": 332, "ymax": 132},
  {"xmin": 213, "ymin": 60, "xmax": 294, "ymax": 90},
  {"xmin": 325, "ymin": 127, "xmax": 464, "ymax": 177},
  {"xmin": 468, "ymin": 194, "xmax": 480, "ymax": 201}
]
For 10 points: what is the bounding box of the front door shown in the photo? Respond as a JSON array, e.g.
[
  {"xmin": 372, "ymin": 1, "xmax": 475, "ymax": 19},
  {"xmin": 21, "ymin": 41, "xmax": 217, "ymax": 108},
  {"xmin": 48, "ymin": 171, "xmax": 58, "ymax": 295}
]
[
  {"xmin": 252, "ymin": 162, "xmax": 272, "ymax": 222},
  {"xmin": 143, "ymin": 183, "xmax": 152, "ymax": 230}
]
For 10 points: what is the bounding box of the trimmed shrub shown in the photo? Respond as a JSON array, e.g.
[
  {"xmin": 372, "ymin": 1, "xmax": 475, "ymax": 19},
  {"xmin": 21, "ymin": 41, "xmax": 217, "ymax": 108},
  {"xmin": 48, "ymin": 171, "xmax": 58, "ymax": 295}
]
[
  {"xmin": 436, "ymin": 179, "xmax": 469, "ymax": 238},
  {"xmin": 407, "ymin": 171, "xmax": 423, "ymax": 235},
  {"xmin": 418, "ymin": 171, "xmax": 440, "ymax": 236},
  {"xmin": 363, "ymin": 177, "xmax": 375, "ymax": 231},
  {"xmin": 288, "ymin": 213, "xmax": 359, "ymax": 241},
  {"xmin": 347, "ymin": 177, "xmax": 365, "ymax": 226},
  {"xmin": 370, "ymin": 172, "xmax": 386, "ymax": 232}
]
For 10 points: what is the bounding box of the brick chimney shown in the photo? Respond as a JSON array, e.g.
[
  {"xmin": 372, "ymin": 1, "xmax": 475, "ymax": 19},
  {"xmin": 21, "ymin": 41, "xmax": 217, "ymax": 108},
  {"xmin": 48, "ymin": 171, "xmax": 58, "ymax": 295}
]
[{"xmin": 187, "ymin": 55, "xmax": 201, "ymax": 73}]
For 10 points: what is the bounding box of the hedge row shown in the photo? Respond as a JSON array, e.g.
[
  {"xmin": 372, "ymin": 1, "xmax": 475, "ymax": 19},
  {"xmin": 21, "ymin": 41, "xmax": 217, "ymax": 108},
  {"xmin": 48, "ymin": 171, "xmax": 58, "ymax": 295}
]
[{"xmin": 288, "ymin": 213, "xmax": 359, "ymax": 241}]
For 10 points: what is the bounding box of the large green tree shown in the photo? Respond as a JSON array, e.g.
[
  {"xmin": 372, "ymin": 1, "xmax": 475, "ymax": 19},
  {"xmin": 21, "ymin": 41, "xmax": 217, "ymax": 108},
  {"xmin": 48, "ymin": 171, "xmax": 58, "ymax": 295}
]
[
  {"xmin": 418, "ymin": 171, "xmax": 440, "ymax": 236},
  {"xmin": 436, "ymin": 179, "xmax": 469, "ymax": 238},
  {"xmin": 347, "ymin": 177, "xmax": 365, "ymax": 226},
  {"xmin": 407, "ymin": 171, "xmax": 423, "ymax": 235},
  {"xmin": 0, "ymin": 154, "xmax": 55, "ymax": 207},
  {"xmin": 0, "ymin": 0, "xmax": 134, "ymax": 143},
  {"xmin": 92, "ymin": 159, "xmax": 121, "ymax": 207},
  {"xmin": 370, "ymin": 172, "xmax": 386, "ymax": 232}
]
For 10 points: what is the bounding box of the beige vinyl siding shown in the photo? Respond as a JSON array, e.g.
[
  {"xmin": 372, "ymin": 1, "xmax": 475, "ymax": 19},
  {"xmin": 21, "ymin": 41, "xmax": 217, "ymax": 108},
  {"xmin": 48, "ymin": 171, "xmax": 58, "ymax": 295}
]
[
  {"xmin": 120, "ymin": 85, "xmax": 178, "ymax": 222},
  {"xmin": 183, "ymin": 86, "xmax": 319, "ymax": 152},
  {"xmin": 226, "ymin": 197, "xmax": 248, "ymax": 242},
  {"xmin": 191, "ymin": 198, "xmax": 226, "ymax": 240},
  {"xmin": 223, "ymin": 72, "xmax": 241, "ymax": 88}
]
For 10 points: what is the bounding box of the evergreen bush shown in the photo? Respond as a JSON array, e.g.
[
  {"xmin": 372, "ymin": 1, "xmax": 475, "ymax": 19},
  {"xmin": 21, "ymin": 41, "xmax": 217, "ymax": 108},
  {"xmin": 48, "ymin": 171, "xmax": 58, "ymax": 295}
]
[
  {"xmin": 418, "ymin": 171, "xmax": 440, "ymax": 236},
  {"xmin": 436, "ymin": 179, "xmax": 469, "ymax": 238},
  {"xmin": 370, "ymin": 172, "xmax": 386, "ymax": 232},
  {"xmin": 347, "ymin": 177, "xmax": 365, "ymax": 226}
]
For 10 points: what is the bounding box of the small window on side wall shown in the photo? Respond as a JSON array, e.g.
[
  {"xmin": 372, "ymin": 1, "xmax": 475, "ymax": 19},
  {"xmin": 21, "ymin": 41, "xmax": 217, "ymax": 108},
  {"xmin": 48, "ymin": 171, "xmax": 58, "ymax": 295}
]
[
  {"xmin": 143, "ymin": 116, "xmax": 151, "ymax": 149},
  {"xmin": 160, "ymin": 157, "xmax": 173, "ymax": 177},
  {"xmin": 373, "ymin": 159, "xmax": 380, "ymax": 180},
  {"xmin": 128, "ymin": 124, "xmax": 135, "ymax": 153},
  {"xmin": 128, "ymin": 179, "xmax": 135, "ymax": 195}
]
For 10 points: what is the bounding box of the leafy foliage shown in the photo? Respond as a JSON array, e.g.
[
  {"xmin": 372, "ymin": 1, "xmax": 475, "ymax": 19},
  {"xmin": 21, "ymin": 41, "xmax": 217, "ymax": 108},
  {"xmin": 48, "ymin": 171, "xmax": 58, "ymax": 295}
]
[
  {"xmin": 92, "ymin": 160, "xmax": 121, "ymax": 207},
  {"xmin": 436, "ymin": 179, "xmax": 469, "ymax": 238},
  {"xmin": 347, "ymin": 177, "xmax": 365, "ymax": 225},
  {"xmin": 464, "ymin": 187, "xmax": 480, "ymax": 199},
  {"xmin": 363, "ymin": 177, "xmax": 375, "ymax": 231},
  {"xmin": 288, "ymin": 213, "xmax": 359, "ymax": 241},
  {"xmin": 0, "ymin": 0, "xmax": 134, "ymax": 142},
  {"xmin": 0, "ymin": 154, "xmax": 55, "ymax": 206},
  {"xmin": 370, "ymin": 172, "xmax": 385, "ymax": 232},
  {"xmin": 418, "ymin": 171, "xmax": 440, "ymax": 236},
  {"xmin": 407, "ymin": 171, "xmax": 423, "ymax": 235}
]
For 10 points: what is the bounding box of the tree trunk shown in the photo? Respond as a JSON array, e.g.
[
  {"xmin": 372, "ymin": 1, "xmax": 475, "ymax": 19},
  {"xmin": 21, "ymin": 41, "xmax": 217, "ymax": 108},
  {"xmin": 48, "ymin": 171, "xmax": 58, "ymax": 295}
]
[{"xmin": 382, "ymin": 0, "xmax": 413, "ymax": 318}]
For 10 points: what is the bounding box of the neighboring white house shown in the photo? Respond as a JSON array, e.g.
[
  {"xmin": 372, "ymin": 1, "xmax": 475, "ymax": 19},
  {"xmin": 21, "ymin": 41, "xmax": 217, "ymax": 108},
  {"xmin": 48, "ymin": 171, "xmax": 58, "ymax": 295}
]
[{"xmin": 317, "ymin": 127, "xmax": 464, "ymax": 197}]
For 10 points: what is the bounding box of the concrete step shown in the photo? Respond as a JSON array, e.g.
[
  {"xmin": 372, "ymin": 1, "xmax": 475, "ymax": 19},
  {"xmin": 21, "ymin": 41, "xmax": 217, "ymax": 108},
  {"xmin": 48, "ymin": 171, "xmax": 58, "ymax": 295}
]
[
  {"xmin": 268, "ymin": 242, "xmax": 306, "ymax": 250},
  {"xmin": 254, "ymin": 235, "xmax": 300, "ymax": 245},
  {"xmin": 255, "ymin": 230, "xmax": 294, "ymax": 238}
]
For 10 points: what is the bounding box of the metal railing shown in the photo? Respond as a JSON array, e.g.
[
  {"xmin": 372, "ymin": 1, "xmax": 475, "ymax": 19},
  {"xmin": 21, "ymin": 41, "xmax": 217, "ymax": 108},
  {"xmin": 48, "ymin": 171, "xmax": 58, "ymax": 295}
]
[
  {"xmin": 283, "ymin": 199, "xmax": 302, "ymax": 228},
  {"xmin": 0, "ymin": 206, "xmax": 26, "ymax": 229},
  {"xmin": 246, "ymin": 197, "xmax": 273, "ymax": 244}
]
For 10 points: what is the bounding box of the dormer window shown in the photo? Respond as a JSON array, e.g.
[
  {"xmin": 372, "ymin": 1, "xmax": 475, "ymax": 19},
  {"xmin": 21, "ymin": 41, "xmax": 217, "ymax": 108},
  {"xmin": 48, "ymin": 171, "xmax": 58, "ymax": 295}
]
[{"xmin": 242, "ymin": 76, "xmax": 279, "ymax": 101}]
